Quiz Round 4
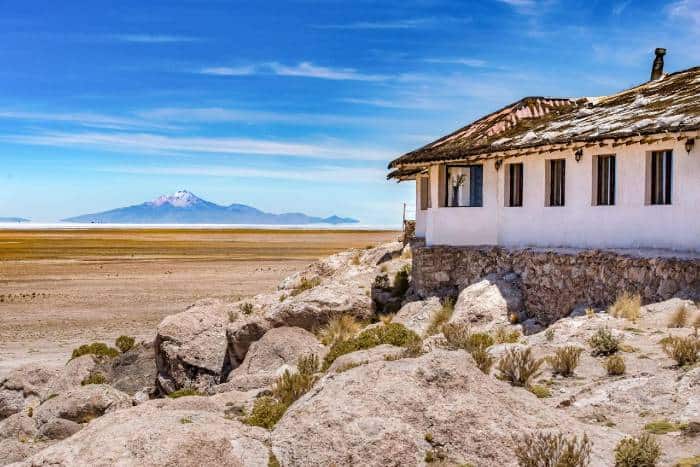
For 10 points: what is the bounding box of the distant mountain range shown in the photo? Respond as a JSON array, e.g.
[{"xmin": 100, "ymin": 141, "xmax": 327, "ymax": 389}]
[
  {"xmin": 62, "ymin": 191, "xmax": 359, "ymax": 225},
  {"xmin": 0, "ymin": 217, "xmax": 29, "ymax": 223}
]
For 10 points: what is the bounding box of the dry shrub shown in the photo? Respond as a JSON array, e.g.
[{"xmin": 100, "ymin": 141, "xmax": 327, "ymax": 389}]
[
  {"xmin": 547, "ymin": 346, "xmax": 583, "ymax": 377},
  {"xmin": 426, "ymin": 298, "xmax": 455, "ymax": 336},
  {"xmin": 604, "ymin": 355, "xmax": 626, "ymax": 376},
  {"xmin": 514, "ymin": 432, "xmax": 591, "ymax": 467},
  {"xmin": 470, "ymin": 346, "xmax": 495, "ymax": 374},
  {"xmin": 496, "ymin": 347, "xmax": 543, "ymax": 387},
  {"xmin": 613, "ymin": 434, "xmax": 661, "ymax": 467},
  {"xmin": 317, "ymin": 315, "xmax": 361, "ymax": 346},
  {"xmin": 588, "ymin": 327, "xmax": 620, "ymax": 356},
  {"xmin": 239, "ymin": 302, "xmax": 254, "ymax": 315},
  {"xmin": 350, "ymin": 253, "xmax": 361, "ymax": 265},
  {"xmin": 608, "ymin": 292, "xmax": 641, "ymax": 322},
  {"xmin": 81, "ymin": 372, "xmax": 106, "ymax": 385},
  {"xmin": 71, "ymin": 342, "xmax": 120, "ymax": 360},
  {"xmin": 660, "ymin": 336, "xmax": 699, "ymax": 367},
  {"xmin": 290, "ymin": 276, "xmax": 321, "ymax": 296},
  {"xmin": 494, "ymin": 327, "xmax": 521, "ymax": 344},
  {"xmin": 545, "ymin": 328, "xmax": 555, "ymax": 342},
  {"xmin": 115, "ymin": 335, "xmax": 135, "ymax": 353},
  {"xmin": 585, "ymin": 307, "xmax": 596, "ymax": 319},
  {"xmin": 694, "ymin": 314, "xmax": 700, "ymax": 337},
  {"xmin": 667, "ymin": 305, "xmax": 689, "ymax": 328},
  {"xmin": 442, "ymin": 323, "xmax": 494, "ymax": 374}
]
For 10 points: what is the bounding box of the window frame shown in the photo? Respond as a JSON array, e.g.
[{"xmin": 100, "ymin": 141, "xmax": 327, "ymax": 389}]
[
  {"xmin": 646, "ymin": 150, "xmax": 673, "ymax": 205},
  {"xmin": 419, "ymin": 175, "xmax": 431, "ymax": 211},
  {"xmin": 505, "ymin": 162, "xmax": 524, "ymax": 207},
  {"xmin": 593, "ymin": 154, "xmax": 616, "ymax": 206},
  {"xmin": 545, "ymin": 159, "xmax": 566, "ymax": 207},
  {"xmin": 444, "ymin": 164, "xmax": 484, "ymax": 208}
]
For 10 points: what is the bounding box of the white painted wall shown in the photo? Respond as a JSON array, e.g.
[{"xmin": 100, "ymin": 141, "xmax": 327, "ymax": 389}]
[{"xmin": 418, "ymin": 138, "xmax": 700, "ymax": 252}]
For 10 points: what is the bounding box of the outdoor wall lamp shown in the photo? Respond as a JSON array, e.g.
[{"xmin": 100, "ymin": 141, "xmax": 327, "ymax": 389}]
[
  {"xmin": 686, "ymin": 138, "xmax": 695, "ymax": 154},
  {"xmin": 495, "ymin": 159, "xmax": 503, "ymax": 171},
  {"xmin": 574, "ymin": 149, "xmax": 583, "ymax": 162}
]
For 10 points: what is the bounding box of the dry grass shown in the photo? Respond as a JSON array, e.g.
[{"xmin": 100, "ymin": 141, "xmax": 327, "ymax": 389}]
[
  {"xmin": 496, "ymin": 347, "xmax": 543, "ymax": 387},
  {"xmin": 290, "ymin": 277, "xmax": 321, "ymax": 296},
  {"xmin": 425, "ymin": 299, "xmax": 455, "ymax": 336},
  {"xmin": 547, "ymin": 346, "xmax": 583, "ymax": 377},
  {"xmin": 608, "ymin": 292, "xmax": 641, "ymax": 322},
  {"xmin": 614, "ymin": 434, "xmax": 661, "ymax": 467},
  {"xmin": 667, "ymin": 305, "xmax": 689, "ymax": 328},
  {"xmin": 493, "ymin": 327, "xmax": 521, "ymax": 344},
  {"xmin": 317, "ymin": 315, "xmax": 362, "ymax": 346},
  {"xmin": 661, "ymin": 336, "xmax": 700, "ymax": 367},
  {"xmin": 588, "ymin": 327, "xmax": 620, "ymax": 356},
  {"xmin": 603, "ymin": 355, "xmax": 626, "ymax": 376},
  {"xmin": 514, "ymin": 432, "xmax": 591, "ymax": 467}
]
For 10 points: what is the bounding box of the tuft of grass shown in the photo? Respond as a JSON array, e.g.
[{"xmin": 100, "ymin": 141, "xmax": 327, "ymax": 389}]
[
  {"xmin": 228, "ymin": 310, "xmax": 239, "ymax": 322},
  {"xmin": 239, "ymin": 302, "xmax": 254, "ymax": 315},
  {"xmin": 588, "ymin": 327, "xmax": 620, "ymax": 356},
  {"xmin": 350, "ymin": 253, "xmax": 361, "ymax": 266},
  {"xmin": 644, "ymin": 420, "xmax": 688, "ymax": 434},
  {"xmin": 528, "ymin": 384, "xmax": 551, "ymax": 398},
  {"xmin": 290, "ymin": 276, "xmax": 321, "ymax": 296},
  {"xmin": 243, "ymin": 396, "xmax": 287, "ymax": 429},
  {"xmin": 425, "ymin": 298, "xmax": 455, "ymax": 336},
  {"xmin": 547, "ymin": 346, "xmax": 583, "ymax": 377},
  {"xmin": 496, "ymin": 347, "xmax": 543, "ymax": 387},
  {"xmin": 317, "ymin": 315, "xmax": 362, "ymax": 346},
  {"xmin": 392, "ymin": 265, "xmax": 411, "ymax": 297},
  {"xmin": 71, "ymin": 342, "xmax": 120, "ymax": 360},
  {"xmin": 470, "ymin": 346, "xmax": 495, "ymax": 374},
  {"xmin": 545, "ymin": 328, "xmax": 555, "ymax": 342},
  {"xmin": 614, "ymin": 434, "xmax": 661, "ymax": 467},
  {"xmin": 26, "ymin": 407, "xmax": 33, "ymax": 418},
  {"xmin": 493, "ymin": 327, "xmax": 521, "ymax": 344},
  {"xmin": 661, "ymin": 336, "xmax": 700, "ymax": 367},
  {"xmin": 609, "ymin": 292, "xmax": 641, "ymax": 322},
  {"xmin": 693, "ymin": 314, "xmax": 700, "ymax": 337},
  {"xmin": 323, "ymin": 323, "xmax": 421, "ymax": 369},
  {"xmin": 442, "ymin": 323, "xmax": 494, "ymax": 351},
  {"xmin": 115, "ymin": 335, "xmax": 135, "ymax": 353},
  {"xmin": 81, "ymin": 372, "xmax": 106, "ymax": 386},
  {"xmin": 514, "ymin": 432, "xmax": 591, "ymax": 467},
  {"xmin": 295, "ymin": 353, "xmax": 319, "ymax": 377},
  {"xmin": 668, "ymin": 305, "xmax": 689, "ymax": 328},
  {"xmin": 179, "ymin": 416, "xmax": 193, "ymax": 424},
  {"xmin": 268, "ymin": 452, "xmax": 281, "ymax": 467},
  {"xmin": 604, "ymin": 355, "xmax": 626, "ymax": 376},
  {"xmin": 167, "ymin": 388, "xmax": 203, "ymax": 399},
  {"xmin": 676, "ymin": 456, "xmax": 700, "ymax": 467},
  {"xmin": 585, "ymin": 307, "xmax": 596, "ymax": 318}
]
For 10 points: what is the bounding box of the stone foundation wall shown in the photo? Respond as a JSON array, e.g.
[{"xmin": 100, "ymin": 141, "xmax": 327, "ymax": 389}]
[{"xmin": 412, "ymin": 246, "xmax": 700, "ymax": 323}]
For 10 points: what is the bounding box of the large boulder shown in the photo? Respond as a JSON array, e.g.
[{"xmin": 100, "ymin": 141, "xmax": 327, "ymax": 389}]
[
  {"xmin": 97, "ymin": 341, "xmax": 157, "ymax": 396},
  {"xmin": 14, "ymin": 407, "xmax": 269, "ymax": 467},
  {"xmin": 226, "ymin": 327, "xmax": 325, "ymax": 390},
  {"xmin": 450, "ymin": 274, "xmax": 523, "ymax": 329},
  {"xmin": 271, "ymin": 350, "xmax": 617, "ymax": 467},
  {"xmin": 393, "ymin": 297, "xmax": 442, "ymax": 336},
  {"xmin": 226, "ymin": 316, "xmax": 273, "ymax": 367},
  {"xmin": 43, "ymin": 356, "xmax": 98, "ymax": 400},
  {"xmin": 155, "ymin": 299, "xmax": 233, "ymax": 393},
  {"xmin": 34, "ymin": 384, "xmax": 131, "ymax": 426},
  {"xmin": 0, "ymin": 366, "xmax": 57, "ymax": 420}
]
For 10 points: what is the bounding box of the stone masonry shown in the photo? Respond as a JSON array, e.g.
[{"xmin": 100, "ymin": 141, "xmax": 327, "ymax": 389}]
[{"xmin": 412, "ymin": 245, "xmax": 700, "ymax": 324}]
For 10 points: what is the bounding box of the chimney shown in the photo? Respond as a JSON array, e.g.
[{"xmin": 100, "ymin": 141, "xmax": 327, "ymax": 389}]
[{"xmin": 650, "ymin": 48, "xmax": 666, "ymax": 81}]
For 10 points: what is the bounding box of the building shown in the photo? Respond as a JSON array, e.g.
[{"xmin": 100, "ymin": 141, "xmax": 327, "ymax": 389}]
[{"xmin": 389, "ymin": 50, "xmax": 700, "ymax": 253}]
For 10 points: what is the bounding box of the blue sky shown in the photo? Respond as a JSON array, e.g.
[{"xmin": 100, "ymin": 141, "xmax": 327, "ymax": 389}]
[{"xmin": 1, "ymin": 0, "xmax": 698, "ymax": 224}]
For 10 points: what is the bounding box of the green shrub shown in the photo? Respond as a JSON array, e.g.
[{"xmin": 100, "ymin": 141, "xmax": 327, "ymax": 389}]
[
  {"xmin": 496, "ymin": 347, "xmax": 543, "ymax": 387},
  {"xmin": 609, "ymin": 292, "xmax": 641, "ymax": 322},
  {"xmin": 442, "ymin": 324, "xmax": 494, "ymax": 352},
  {"xmin": 392, "ymin": 265, "xmax": 410, "ymax": 297},
  {"xmin": 514, "ymin": 432, "xmax": 591, "ymax": 467},
  {"xmin": 323, "ymin": 323, "xmax": 421, "ymax": 369},
  {"xmin": 239, "ymin": 302, "xmax": 254, "ymax": 315},
  {"xmin": 547, "ymin": 346, "xmax": 583, "ymax": 377},
  {"xmin": 272, "ymin": 370, "xmax": 315, "ymax": 406},
  {"xmin": 167, "ymin": 388, "xmax": 203, "ymax": 399},
  {"xmin": 588, "ymin": 327, "xmax": 620, "ymax": 356},
  {"xmin": 667, "ymin": 305, "xmax": 689, "ymax": 328},
  {"xmin": 604, "ymin": 355, "xmax": 626, "ymax": 376},
  {"xmin": 81, "ymin": 372, "xmax": 106, "ymax": 385},
  {"xmin": 643, "ymin": 419, "xmax": 687, "ymax": 434},
  {"xmin": 290, "ymin": 276, "xmax": 321, "ymax": 296},
  {"xmin": 268, "ymin": 452, "xmax": 281, "ymax": 467},
  {"xmin": 528, "ymin": 384, "xmax": 551, "ymax": 398},
  {"xmin": 115, "ymin": 335, "xmax": 135, "ymax": 353},
  {"xmin": 661, "ymin": 336, "xmax": 699, "ymax": 367},
  {"xmin": 614, "ymin": 434, "xmax": 661, "ymax": 467},
  {"xmin": 243, "ymin": 396, "xmax": 287, "ymax": 429},
  {"xmin": 71, "ymin": 342, "xmax": 120, "ymax": 360},
  {"xmin": 296, "ymin": 353, "xmax": 319, "ymax": 376},
  {"xmin": 317, "ymin": 315, "xmax": 361, "ymax": 346},
  {"xmin": 425, "ymin": 299, "xmax": 455, "ymax": 336},
  {"xmin": 493, "ymin": 327, "xmax": 521, "ymax": 344}
]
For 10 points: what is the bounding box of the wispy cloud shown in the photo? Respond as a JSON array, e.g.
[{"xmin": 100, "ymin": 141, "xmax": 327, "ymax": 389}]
[
  {"xmin": 611, "ymin": 1, "xmax": 631, "ymax": 16},
  {"xmin": 199, "ymin": 62, "xmax": 387, "ymax": 81},
  {"xmin": 313, "ymin": 16, "xmax": 469, "ymax": 30},
  {"xmin": 2, "ymin": 131, "xmax": 392, "ymax": 161},
  {"xmin": 109, "ymin": 34, "xmax": 201, "ymax": 43},
  {"xmin": 423, "ymin": 57, "xmax": 487, "ymax": 67},
  {"xmin": 667, "ymin": 0, "xmax": 700, "ymax": 28},
  {"xmin": 0, "ymin": 110, "xmax": 177, "ymax": 131},
  {"xmin": 100, "ymin": 165, "xmax": 386, "ymax": 183}
]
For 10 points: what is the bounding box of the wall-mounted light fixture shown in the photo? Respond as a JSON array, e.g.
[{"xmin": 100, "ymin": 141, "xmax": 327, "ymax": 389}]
[
  {"xmin": 574, "ymin": 149, "xmax": 583, "ymax": 162},
  {"xmin": 686, "ymin": 138, "xmax": 695, "ymax": 154},
  {"xmin": 495, "ymin": 159, "xmax": 503, "ymax": 171}
]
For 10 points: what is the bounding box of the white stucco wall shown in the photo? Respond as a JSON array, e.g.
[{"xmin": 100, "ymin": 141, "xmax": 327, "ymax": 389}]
[{"xmin": 419, "ymin": 138, "xmax": 700, "ymax": 252}]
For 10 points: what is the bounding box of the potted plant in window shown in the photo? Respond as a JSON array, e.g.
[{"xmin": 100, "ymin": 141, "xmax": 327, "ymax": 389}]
[{"xmin": 451, "ymin": 174, "xmax": 466, "ymax": 207}]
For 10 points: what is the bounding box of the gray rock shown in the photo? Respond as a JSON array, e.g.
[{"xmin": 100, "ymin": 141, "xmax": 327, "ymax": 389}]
[
  {"xmin": 450, "ymin": 274, "xmax": 523, "ymax": 330},
  {"xmin": 34, "ymin": 384, "xmax": 131, "ymax": 426},
  {"xmin": 393, "ymin": 297, "xmax": 442, "ymax": 336},
  {"xmin": 97, "ymin": 341, "xmax": 156, "ymax": 396},
  {"xmin": 0, "ymin": 413, "xmax": 37, "ymax": 441},
  {"xmin": 327, "ymin": 345, "xmax": 404, "ymax": 373},
  {"xmin": 0, "ymin": 366, "xmax": 57, "ymax": 420},
  {"xmin": 226, "ymin": 327, "xmax": 325, "ymax": 390},
  {"xmin": 226, "ymin": 315, "xmax": 272, "ymax": 367},
  {"xmin": 0, "ymin": 439, "xmax": 34, "ymax": 465},
  {"xmin": 43, "ymin": 356, "xmax": 97, "ymax": 400},
  {"xmin": 37, "ymin": 418, "xmax": 81, "ymax": 441},
  {"xmin": 15, "ymin": 407, "xmax": 269, "ymax": 467}
]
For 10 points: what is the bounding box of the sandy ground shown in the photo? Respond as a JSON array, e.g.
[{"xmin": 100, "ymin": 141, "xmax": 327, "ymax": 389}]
[{"xmin": 0, "ymin": 228, "xmax": 398, "ymax": 377}]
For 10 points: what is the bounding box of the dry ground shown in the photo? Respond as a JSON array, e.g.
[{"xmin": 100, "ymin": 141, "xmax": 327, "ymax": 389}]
[{"xmin": 0, "ymin": 228, "xmax": 398, "ymax": 377}]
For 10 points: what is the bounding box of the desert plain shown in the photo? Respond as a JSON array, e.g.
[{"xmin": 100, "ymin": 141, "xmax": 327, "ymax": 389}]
[{"xmin": 0, "ymin": 228, "xmax": 398, "ymax": 377}]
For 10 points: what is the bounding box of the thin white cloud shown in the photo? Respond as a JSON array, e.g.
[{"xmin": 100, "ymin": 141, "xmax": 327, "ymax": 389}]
[
  {"xmin": 314, "ymin": 17, "xmax": 468, "ymax": 30},
  {"xmin": 199, "ymin": 62, "xmax": 388, "ymax": 81},
  {"xmin": 0, "ymin": 110, "xmax": 177, "ymax": 131},
  {"xmin": 2, "ymin": 131, "xmax": 392, "ymax": 161},
  {"xmin": 423, "ymin": 57, "xmax": 487, "ymax": 67},
  {"xmin": 667, "ymin": 0, "xmax": 700, "ymax": 28},
  {"xmin": 109, "ymin": 34, "xmax": 200, "ymax": 43},
  {"xmin": 99, "ymin": 165, "xmax": 386, "ymax": 183},
  {"xmin": 611, "ymin": 0, "xmax": 631, "ymax": 15}
]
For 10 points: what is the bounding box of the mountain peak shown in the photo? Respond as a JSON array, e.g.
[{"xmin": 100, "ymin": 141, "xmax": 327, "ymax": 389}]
[{"xmin": 149, "ymin": 190, "xmax": 202, "ymax": 208}]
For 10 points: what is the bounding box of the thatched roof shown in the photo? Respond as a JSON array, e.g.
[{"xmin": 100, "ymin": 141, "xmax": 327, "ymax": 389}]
[{"xmin": 388, "ymin": 66, "xmax": 700, "ymax": 177}]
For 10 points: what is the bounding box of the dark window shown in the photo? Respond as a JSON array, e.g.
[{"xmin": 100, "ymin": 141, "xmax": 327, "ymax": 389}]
[
  {"xmin": 506, "ymin": 163, "xmax": 523, "ymax": 207},
  {"xmin": 446, "ymin": 165, "xmax": 483, "ymax": 207},
  {"xmin": 650, "ymin": 150, "xmax": 672, "ymax": 205},
  {"xmin": 547, "ymin": 159, "xmax": 566, "ymax": 206},
  {"xmin": 419, "ymin": 176, "xmax": 430, "ymax": 210},
  {"xmin": 596, "ymin": 155, "xmax": 616, "ymax": 206}
]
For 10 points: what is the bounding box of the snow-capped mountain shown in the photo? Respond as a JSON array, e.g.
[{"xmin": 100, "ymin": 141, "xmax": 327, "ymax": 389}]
[{"xmin": 62, "ymin": 191, "xmax": 359, "ymax": 225}]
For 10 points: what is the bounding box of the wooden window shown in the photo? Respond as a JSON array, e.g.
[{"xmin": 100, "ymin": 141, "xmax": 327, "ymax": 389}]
[
  {"xmin": 445, "ymin": 165, "xmax": 483, "ymax": 207},
  {"xmin": 649, "ymin": 150, "xmax": 672, "ymax": 205},
  {"xmin": 419, "ymin": 176, "xmax": 431, "ymax": 210},
  {"xmin": 547, "ymin": 159, "xmax": 566, "ymax": 207},
  {"xmin": 595, "ymin": 155, "xmax": 616, "ymax": 206},
  {"xmin": 505, "ymin": 163, "xmax": 523, "ymax": 207}
]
